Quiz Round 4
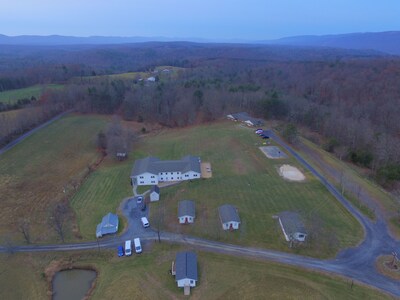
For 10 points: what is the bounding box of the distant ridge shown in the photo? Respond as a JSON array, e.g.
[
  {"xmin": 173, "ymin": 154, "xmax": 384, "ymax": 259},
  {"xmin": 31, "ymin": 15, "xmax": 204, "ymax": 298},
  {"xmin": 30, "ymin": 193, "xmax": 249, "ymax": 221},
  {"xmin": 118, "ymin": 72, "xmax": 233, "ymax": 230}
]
[
  {"xmin": 263, "ymin": 31, "xmax": 400, "ymax": 55},
  {"xmin": 0, "ymin": 31, "xmax": 399, "ymax": 55}
]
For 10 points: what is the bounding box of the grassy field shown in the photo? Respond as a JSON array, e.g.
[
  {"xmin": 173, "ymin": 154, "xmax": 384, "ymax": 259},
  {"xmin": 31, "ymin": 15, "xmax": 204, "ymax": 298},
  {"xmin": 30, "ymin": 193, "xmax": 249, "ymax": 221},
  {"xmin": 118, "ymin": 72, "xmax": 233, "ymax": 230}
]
[
  {"xmin": 0, "ymin": 114, "xmax": 108, "ymax": 243},
  {"xmin": 72, "ymin": 121, "xmax": 362, "ymax": 257},
  {"xmin": 0, "ymin": 245, "xmax": 393, "ymax": 299},
  {"xmin": 0, "ymin": 84, "xmax": 64, "ymax": 104},
  {"xmin": 296, "ymin": 137, "xmax": 399, "ymax": 236}
]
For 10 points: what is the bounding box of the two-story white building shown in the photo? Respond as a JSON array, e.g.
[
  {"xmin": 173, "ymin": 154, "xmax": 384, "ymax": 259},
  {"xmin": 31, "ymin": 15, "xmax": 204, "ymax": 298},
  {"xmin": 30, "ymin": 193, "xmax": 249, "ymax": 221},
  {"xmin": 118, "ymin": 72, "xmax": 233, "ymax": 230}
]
[{"xmin": 130, "ymin": 155, "xmax": 201, "ymax": 186}]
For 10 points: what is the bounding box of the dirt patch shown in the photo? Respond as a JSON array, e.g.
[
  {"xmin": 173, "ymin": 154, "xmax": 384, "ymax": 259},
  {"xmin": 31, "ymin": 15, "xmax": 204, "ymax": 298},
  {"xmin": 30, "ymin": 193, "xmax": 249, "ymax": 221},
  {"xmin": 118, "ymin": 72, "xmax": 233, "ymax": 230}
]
[
  {"xmin": 201, "ymin": 162, "xmax": 212, "ymax": 178},
  {"xmin": 375, "ymin": 255, "xmax": 400, "ymax": 280},
  {"xmin": 278, "ymin": 165, "xmax": 305, "ymax": 182},
  {"xmin": 259, "ymin": 146, "xmax": 288, "ymax": 159},
  {"xmin": 233, "ymin": 158, "xmax": 248, "ymax": 175}
]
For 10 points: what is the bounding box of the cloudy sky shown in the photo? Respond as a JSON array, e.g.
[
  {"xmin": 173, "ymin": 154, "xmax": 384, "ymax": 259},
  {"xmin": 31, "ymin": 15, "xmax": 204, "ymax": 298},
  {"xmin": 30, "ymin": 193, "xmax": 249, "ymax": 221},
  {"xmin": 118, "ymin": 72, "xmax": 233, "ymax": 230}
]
[{"xmin": 1, "ymin": 0, "xmax": 399, "ymax": 39}]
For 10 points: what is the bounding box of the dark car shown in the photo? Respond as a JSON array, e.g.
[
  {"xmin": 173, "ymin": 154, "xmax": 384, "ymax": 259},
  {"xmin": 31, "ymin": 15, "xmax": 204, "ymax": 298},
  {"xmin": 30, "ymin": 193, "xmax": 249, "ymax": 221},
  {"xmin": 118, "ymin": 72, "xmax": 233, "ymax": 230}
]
[
  {"xmin": 141, "ymin": 203, "xmax": 147, "ymax": 212},
  {"xmin": 118, "ymin": 245, "xmax": 124, "ymax": 257},
  {"xmin": 262, "ymin": 135, "xmax": 269, "ymax": 139},
  {"xmin": 136, "ymin": 196, "xmax": 143, "ymax": 204}
]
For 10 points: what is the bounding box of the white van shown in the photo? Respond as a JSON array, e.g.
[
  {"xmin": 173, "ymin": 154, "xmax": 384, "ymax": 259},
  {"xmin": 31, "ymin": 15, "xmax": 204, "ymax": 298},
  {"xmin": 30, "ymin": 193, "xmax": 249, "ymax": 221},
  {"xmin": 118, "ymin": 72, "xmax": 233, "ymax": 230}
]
[
  {"xmin": 124, "ymin": 240, "xmax": 132, "ymax": 256},
  {"xmin": 141, "ymin": 217, "xmax": 149, "ymax": 228},
  {"xmin": 134, "ymin": 238, "xmax": 142, "ymax": 254}
]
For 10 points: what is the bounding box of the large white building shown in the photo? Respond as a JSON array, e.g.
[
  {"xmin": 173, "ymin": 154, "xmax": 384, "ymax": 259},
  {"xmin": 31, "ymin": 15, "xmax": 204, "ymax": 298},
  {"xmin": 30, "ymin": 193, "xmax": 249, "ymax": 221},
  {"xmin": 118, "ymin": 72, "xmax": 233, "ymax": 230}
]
[{"xmin": 130, "ymin": 155, "xmax": 201, "ymax": 186}]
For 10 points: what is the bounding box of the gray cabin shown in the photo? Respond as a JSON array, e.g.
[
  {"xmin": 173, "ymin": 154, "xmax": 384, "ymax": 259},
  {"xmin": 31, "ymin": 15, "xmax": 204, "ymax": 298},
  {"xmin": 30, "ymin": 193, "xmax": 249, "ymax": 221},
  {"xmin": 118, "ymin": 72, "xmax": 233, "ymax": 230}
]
[
  {"xmin": 173, "ymin": 251, "xmax": 198, "ymax": 289},
  {"xmin": 150, "ymin": 185, "xmax": 160, "ymax": 201},
  {"xmin": 218, "ymin": 204, "xmax": 240, "ymax": 230},
  {"xmin": 278, "ymin": 211, "xmax": 307, "ymax": 242},
  {"xmin": 178, "ymin": 200, "xmax": 195, "ymax": 224}
]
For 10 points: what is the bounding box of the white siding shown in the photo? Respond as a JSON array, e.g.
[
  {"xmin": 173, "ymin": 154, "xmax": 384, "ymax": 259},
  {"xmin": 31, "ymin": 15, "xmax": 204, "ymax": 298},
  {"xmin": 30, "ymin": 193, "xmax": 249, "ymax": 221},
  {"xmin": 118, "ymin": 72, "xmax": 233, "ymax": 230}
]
[
  {"xmin": 179, "ymin": 215, "xmax": 194, "ymax": 224},
  {"xmin": 182, "ymin": 171, "xmax": 201, "ymax": 180},
  {"xmin": 222, "ymin": 221, "xmax": 240, "ymax": 230},
  {"xmin": 177, "ymin": 278, "xmax": 196, "ymax": 288},
  {"xmin": 158, "ymin": 171, "xmax": 181, "ymax": 182},
  {"xmin": 134, "ymin": 172, "xmax": 158, "ymax": 186},
  {"xmin": 150, "ymin": 192, "xmax": 159, "ymax": 201}
]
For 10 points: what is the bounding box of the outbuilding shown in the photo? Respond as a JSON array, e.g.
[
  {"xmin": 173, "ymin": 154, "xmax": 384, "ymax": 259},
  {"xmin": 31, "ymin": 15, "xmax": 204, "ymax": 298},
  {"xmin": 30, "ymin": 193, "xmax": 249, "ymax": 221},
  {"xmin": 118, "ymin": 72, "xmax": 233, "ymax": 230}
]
[
  {"xmin": 172, "ymin": 251, "xmax": 198, "ymax": 294},
  {"xmin": 278, "ymin": 211, "xmax": 307, "ymax": 242},
  {"xmin": 96, "ymin": 212, "xmax": 119, "ymax": 238},
  {"xmin": 218, "ymin": 204, "xmax": 240, "ymax": 230},
  {"xmin": 150, "ymin": 185, "xmax": 160, "ymax": 201},
  {"xmin": 178, "ymin": 200, "xmax": 195, "ymax": 224}
]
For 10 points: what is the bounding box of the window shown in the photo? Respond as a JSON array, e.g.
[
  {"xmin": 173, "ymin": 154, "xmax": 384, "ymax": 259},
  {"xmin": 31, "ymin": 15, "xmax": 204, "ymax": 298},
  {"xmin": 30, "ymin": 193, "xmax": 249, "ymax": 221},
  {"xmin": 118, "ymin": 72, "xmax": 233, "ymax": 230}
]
[
  {"xmin": 185, "ymin": 174, "xmax": 189, "ymax": 177},
  {"xmin": 161, "ymin": 178, "xmax": 164, "ymax": 180},
  {"xmin": 151, "ymin": 181, "xmax": 155, "ymax": 183},
  {"xmin": 140, "ymin": 181, "xmax": 144, "ymax": 184},
  {"xmin": 171, "ymin": 177, "xmax": 174, "ymax": 180},
  {"xmin": 190, "ymin": 280, "xmax": 194, "ymax": 284},
  {"xmin": 171, "ymin": 172, "xmax": 173, "ymax": 175},
  {"xmin": 151, "ymin": 176, "xmax": 155, "ymax": 178},
  {"xmin": 139, "ymin": 176, "xmax": 144, "ymax": 179}
]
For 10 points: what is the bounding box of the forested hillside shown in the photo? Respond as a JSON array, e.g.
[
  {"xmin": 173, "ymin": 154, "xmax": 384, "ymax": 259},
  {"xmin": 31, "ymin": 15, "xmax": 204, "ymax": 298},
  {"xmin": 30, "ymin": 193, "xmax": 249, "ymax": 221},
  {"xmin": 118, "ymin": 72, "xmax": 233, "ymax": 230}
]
[{"xmin": 1, "ymin": 42, "xmax": 399, "ymax": 185}]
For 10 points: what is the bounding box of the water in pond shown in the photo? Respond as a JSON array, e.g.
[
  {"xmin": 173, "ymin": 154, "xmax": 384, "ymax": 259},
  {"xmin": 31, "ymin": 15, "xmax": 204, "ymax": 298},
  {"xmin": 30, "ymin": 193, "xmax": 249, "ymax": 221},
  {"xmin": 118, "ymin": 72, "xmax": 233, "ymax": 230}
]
[{"xmin": 52, "ymin": 269, "xmax": 97, "ymax": 300}]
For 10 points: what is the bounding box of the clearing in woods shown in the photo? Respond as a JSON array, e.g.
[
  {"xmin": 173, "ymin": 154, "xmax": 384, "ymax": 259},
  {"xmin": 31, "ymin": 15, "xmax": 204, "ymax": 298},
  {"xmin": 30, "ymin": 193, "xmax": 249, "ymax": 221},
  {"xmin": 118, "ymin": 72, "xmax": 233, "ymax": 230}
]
[
  {"xmin": 72, "ymin": 120, "xmax": 362, "ymax": 257},
  {"xmin": 0, "ymin": 84, "xmax": 64, "ymax": 105}
]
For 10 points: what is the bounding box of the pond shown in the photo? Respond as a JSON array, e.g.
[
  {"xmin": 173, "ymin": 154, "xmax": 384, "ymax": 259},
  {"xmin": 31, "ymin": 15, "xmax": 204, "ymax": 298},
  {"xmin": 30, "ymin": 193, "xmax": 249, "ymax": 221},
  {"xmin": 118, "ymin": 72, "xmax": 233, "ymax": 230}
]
[{"xmin": 52, "ymin": 269, "xmax": 97, "ymax": 300}]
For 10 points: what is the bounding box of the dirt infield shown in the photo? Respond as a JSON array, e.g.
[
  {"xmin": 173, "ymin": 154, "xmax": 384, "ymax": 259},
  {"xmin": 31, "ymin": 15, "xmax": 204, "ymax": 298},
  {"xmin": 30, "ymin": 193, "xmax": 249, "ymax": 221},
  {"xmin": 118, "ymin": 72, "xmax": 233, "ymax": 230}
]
[
  {"xmin": 278, "ymin": 164, "xmax": 305, "ymax": 181},
  {"xmin": 201, "ymin": 162, "xmax": 212, "ymax": 178},
  {"xmin": 259, "ymin": 146, "xmax": 288, "ymax": 159}
]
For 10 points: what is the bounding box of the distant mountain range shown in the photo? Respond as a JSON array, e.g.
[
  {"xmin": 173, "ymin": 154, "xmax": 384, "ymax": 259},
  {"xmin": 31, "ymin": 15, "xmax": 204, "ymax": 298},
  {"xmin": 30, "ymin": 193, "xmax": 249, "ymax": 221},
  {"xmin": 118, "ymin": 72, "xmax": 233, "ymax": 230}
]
[
  {"xmin": 265, "ymin": 31, "xmax": 400, "ymax": 55},
  {"xmin": 0, "ymin": 31, "xmax": 399, "ymax": 55}
]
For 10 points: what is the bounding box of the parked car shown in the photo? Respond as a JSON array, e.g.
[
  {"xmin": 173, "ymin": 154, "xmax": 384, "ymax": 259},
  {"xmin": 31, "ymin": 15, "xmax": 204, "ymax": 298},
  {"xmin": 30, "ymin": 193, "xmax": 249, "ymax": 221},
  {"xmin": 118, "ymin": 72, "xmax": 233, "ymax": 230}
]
[
  {"xmin": 141, "ymin": 203, "xmax": 147, "ymax": 211},
  {"xmin": 141, "ymin": 217, "xmax": 150, "ymax": 228},
  {"xmin": 118, "ymin": 245, "xmax": 124, "ymax": 257},
  {"xmin": 255, "ymin": 129, "xmax": 263, "ymax": 134},
  {"xmin": 262, "ymin": 135, "xmax": 269, "ymax": 139},
  {"xmin": 134, "ymin": 238, "xmax": 142, "ymax": 254},
  {"xmin": 136, "ymin": 196, "xmax": 143, "ymax": 204},
  {"xmin": 125, "ymin": 240, "xmax": 132, "ymax": 256}
]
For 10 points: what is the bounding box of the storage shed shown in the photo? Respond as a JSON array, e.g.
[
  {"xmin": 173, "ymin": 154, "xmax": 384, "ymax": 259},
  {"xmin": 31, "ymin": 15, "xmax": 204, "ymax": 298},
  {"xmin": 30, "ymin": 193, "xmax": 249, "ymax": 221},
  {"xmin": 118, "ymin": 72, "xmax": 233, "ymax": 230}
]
[
  {"xmin": 173, "ymin": 251, "xmax": 198, "ymax": 290},
  {"xmin": 150, "ymin": 185, "xmax": 160, "ymax": 201},
  {"xmin": 178, "ymin": 200, "xmax": 195, "ymax": 224},
  {"xmin": 96, "ymin": 212, "xmax": 119, "ymax": 238},
  {"xmin": 218, "ymin": 204, "xmax": 240, "ymax": 230},
  {"xmin": 278, "ymin": 211, "xmax": 307, "ymax": 242}
]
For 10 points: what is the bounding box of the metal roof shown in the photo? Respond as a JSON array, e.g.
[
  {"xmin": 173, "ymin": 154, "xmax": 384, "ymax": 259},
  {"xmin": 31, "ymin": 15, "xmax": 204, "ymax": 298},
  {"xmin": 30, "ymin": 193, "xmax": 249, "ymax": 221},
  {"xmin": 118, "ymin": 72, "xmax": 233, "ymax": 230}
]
[
  {"xmin": 278, "ymin": 211, "xmax": 306, "ymax": 235},
  {"xmin": 175, "ymin": 251, "xmax": 198, "ymax": 281},
  {"xmin": 131, "ymin": 155, "xmax": 201, "ymax": 177},
  {"xmin": 230, "ymin": 112, "xmax": 264, "ymax": 126},
  {"xmin": 178, "ymin": 200, "xmax": 195, "ymax": 217},
  {"xmin": 218, "ymin": 204, "xmax": 240, "ymax": 223},
  {"xmin": 96, "ymin": 213, "xmax": 119, "ymax": 237}
]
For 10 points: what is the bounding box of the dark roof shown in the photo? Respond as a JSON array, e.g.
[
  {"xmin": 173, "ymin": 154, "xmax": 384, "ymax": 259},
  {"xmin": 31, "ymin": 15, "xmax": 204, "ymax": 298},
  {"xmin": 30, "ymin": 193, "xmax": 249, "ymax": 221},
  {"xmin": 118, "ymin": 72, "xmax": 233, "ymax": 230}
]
[
  {"xmin": 175, "ymin": 251, "xmax": 198, "ymax": 281},
  {"xmin": 278, "ymin": 211, "xmax": 306, "ymax": 235},
  {"xmin": 230, "ymin": 112, "xmax": 264, "ymax": 126},
  {"xmin": 151, "ymin": 185, "xmax": 160, "ymax": 194},
  {"xmin": 131, "ymin": 155, "xmax": 201, "ymax": 177},
  {"xmin": 178, "ymin": 200, "xmax": 195, "ymax": 217},
  {"xmin": 218, "ymin": 204, "xmax": 240, "ymax": 223}
]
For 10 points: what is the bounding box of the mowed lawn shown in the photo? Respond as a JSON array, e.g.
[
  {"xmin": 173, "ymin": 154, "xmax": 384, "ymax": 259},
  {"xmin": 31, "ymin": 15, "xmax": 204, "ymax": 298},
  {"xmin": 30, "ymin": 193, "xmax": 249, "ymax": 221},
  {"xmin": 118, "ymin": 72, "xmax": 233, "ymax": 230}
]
[
  {"xmin": 146, "ymin": 122, "xmax": 362, "ymax": 257},
  {"xmin": 0, "ymin": 114, "xmax": 107, "ymax": 243},
  {"xmin": 0, "ymin": 245, "xmax": 392, "ymax": 300},
  {"xmin": 73, "ymin": 120, "xmax": 362, "ymax": 257},
  {"xmin": 0, "ymin": 84, "xmax": 64, "ymax": 104}
]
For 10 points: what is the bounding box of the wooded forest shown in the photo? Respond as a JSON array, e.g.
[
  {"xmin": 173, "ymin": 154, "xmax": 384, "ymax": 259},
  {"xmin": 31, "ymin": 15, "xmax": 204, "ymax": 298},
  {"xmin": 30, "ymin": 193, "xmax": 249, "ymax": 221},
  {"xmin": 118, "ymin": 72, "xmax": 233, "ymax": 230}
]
[{"xmin": 1, "ymin": 42, "xmax": 399, "ymax": 186}]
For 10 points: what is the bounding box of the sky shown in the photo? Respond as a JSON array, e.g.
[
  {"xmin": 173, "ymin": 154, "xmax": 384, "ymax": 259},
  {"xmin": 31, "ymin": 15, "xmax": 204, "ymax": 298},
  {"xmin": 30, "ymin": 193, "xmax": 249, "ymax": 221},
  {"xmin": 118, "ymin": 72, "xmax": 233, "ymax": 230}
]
[{"xmin": 0, "ymin": 0, "xmax": 399, "ymax": 40}]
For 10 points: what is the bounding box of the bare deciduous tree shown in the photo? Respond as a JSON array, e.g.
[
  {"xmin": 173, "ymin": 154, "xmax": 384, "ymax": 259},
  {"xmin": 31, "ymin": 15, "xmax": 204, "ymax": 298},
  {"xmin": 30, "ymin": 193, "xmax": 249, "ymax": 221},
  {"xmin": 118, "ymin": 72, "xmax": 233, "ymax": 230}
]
[
  {"xmin": 48, "ymin": 203, "xmax": 68, "ymax": 242},
  {"xmin": 18, "ymin": 218, "xmax": 31, "ymax": 244}
]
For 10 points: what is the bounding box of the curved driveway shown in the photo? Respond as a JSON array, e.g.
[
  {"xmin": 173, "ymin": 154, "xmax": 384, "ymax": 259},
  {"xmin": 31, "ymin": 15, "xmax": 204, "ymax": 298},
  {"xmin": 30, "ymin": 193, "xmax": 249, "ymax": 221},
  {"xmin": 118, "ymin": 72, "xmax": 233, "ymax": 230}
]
[{"xmin": 1, "ymin": 129, "xmax": 399, "ymax": 297}]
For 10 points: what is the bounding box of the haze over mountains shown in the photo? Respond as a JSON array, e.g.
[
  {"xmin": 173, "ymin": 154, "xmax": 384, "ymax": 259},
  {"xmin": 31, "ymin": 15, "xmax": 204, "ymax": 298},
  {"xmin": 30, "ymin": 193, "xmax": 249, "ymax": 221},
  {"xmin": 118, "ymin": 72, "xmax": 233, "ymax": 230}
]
[{"xmin": 0, "ymin": 31, "xmax": 399, "ymax": 55}]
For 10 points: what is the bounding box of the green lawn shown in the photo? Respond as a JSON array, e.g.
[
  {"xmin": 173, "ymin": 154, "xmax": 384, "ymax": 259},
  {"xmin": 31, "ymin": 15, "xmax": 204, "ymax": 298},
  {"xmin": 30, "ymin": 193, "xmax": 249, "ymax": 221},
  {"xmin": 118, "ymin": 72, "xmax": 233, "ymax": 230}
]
[
  {"xmin": 0, "ymin": 114, "xmax": 108, "ymax": 243},
  {"xmin": 0, "ymin": 245, "xmax": 393, "ymax": 299},
  {"xmin": 73, "ymin": 121, "xmax": 362, "ymax": 257},
  {"xmin": 0, "ymin": 84, "xmax": 64, "ymax": 105}
]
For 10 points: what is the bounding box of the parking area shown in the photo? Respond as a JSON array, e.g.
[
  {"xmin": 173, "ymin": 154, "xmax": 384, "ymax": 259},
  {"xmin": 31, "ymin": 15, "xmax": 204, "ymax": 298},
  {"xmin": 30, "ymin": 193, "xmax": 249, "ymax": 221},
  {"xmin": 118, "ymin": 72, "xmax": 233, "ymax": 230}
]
[{"xmin": 259, "ymin": 146, "xmax": 288, "ymax": 159}]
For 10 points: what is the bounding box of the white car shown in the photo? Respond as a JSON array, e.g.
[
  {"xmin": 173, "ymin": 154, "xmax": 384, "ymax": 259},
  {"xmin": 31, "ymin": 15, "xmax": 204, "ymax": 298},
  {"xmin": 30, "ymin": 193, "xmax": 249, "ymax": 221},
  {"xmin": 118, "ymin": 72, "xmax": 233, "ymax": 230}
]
[
  {"xmin": 141, "ymin": 217, "xmax": 149, "ymax": 228},
  {"xmin": 134, "ymin": 238, "xmax": 142, "ymax": 254}
]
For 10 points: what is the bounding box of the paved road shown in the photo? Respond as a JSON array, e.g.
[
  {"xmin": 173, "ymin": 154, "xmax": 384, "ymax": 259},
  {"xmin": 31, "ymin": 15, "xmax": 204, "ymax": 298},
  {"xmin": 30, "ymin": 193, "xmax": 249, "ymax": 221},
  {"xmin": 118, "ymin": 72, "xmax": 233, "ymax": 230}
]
[
  {"xmin": 0, "ymin": 110, "xmax": 72, "ymax": 155},
  {"xmin": 1, "ymin": 128, "xmax": 400, "ymax": 297}
]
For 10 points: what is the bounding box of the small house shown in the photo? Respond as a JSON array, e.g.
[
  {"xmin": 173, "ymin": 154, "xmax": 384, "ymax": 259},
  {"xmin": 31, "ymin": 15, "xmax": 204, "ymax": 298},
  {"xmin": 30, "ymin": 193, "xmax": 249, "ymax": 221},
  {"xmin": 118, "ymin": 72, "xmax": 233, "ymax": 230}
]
[
  {"xmin": 147, "ymin": 76, "xmax": 156, "ymax": 82},
  {"xmin": 218, "ymin": 204, "xmax": 240, "ymax": 230},
  {"xmin": 96, "ymin": 212, "xmax": 119, "ymax": 238},
  {"xmin": 278, "ymin": 211, "xmax": 307, "ymax": 242},
  {"xmin": 178, "ymin": 200, "xmax": 195, "ymax": 224},
  {"xmin": 150, "ymin": 185, "xmax": 160, "ymax": 202},
  {"xmin": 172, "ymin": 251, "xmax": 198, "ymax": 294}
]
